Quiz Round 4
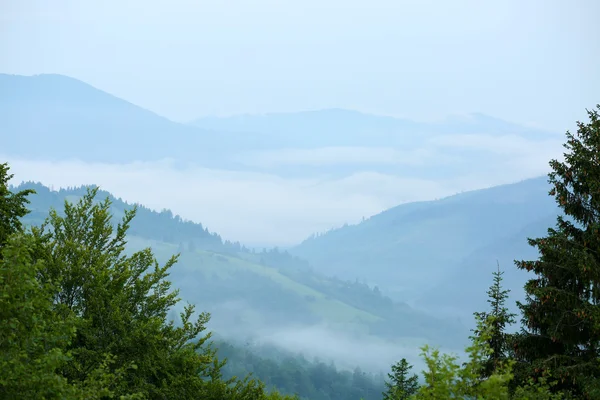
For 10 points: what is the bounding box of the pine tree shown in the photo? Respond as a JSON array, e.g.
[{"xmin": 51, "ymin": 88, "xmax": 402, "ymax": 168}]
[
  {"xmin": 512, "ymin": 105, "xmax": 600, "ymax": 398},
  {"xmin": 472, "ymin": 263, "xmax": 516, "ymax": 378},
  {"xmin": 383, "ymin": 358, "xmax": 419, "ymax": 400}
]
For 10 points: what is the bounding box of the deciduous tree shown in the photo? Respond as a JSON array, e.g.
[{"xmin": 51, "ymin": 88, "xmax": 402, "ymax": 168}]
[{"xmin": 0, "ymin": 162, "xmax": 34, "ymax": 250}]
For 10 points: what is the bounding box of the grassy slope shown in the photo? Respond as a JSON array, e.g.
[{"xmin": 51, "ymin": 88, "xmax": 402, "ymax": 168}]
[
  {"xmin": 17, "ymin": 182, "xmax": 466, "ymax": 347},
  {"xmin": 126, "ymin": 236, "xmax": 380, "ymax": 325},
  {"xmin": 291, "ymin": 176, "xmax": 558, "ymax": 300}
]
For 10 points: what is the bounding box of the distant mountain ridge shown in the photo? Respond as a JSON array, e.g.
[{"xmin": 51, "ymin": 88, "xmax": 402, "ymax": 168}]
[
  {"xmin": 290, "ymin": 176, "xmax": 560, "ymax": 321},
  {"xmin": 0, "ymin": 73, "xmax": 269, "ymax": 165},
  {"xmin": 2, "ymin": 73, "xmax": 560, "ymax": 163},
  {"xmin": 190, "ymin": 108, "xmax": 558, "ymax": 147}
]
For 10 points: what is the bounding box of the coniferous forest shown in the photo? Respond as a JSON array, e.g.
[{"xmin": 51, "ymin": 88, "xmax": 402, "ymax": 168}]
[{"xmin": 2, "ymin": 105, "xmax": 600, "ymax": 399}]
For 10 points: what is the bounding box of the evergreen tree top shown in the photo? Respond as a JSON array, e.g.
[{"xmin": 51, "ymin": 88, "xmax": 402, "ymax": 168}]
[{"xmin": 513, "ymin": 105, "xmax": 600, "ymax": 398}]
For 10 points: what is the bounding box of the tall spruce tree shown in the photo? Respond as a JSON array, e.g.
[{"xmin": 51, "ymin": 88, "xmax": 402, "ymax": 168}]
[
  {"xmin": 472, "ymin": 263, "xmax": 516, "ymax": 378},
  {"xmin": 512, "ymin": 105, "xmax": 600, "ymax": 398},
  {"xmin": 383, "ymin": 358, "xmax": 419, "ymax": 400}
]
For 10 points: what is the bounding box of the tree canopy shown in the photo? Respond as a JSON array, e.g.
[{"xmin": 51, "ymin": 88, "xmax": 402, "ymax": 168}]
[
  {"xmin": 512, "ymin": 105, "xmax": 600, "ymax": 398},
  {"xmin": 0, "ymin": 172, "xmax": 295, "ymax": 400}
]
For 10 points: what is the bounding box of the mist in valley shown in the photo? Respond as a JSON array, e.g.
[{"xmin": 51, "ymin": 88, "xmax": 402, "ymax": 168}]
[{"xmin": 2, "ymin": 1, "xmax": 599, "ymax": 399}]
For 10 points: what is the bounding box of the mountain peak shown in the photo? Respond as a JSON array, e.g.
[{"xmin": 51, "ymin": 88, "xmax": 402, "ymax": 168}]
[{"xmin": 0, "ymin": 73, "xmax": 130, "ymax": 109}]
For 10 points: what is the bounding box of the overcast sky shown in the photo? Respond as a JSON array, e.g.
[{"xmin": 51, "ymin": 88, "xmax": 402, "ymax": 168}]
[
  {"xmin": 1, "ymin": 0, "xmax": 598, "ymax": 131},
  {"xmin": 1, "ymin": 0, "xmax": 597, "ymax": 246}
]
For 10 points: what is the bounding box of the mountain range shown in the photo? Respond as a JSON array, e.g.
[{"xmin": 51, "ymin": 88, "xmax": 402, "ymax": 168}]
[
  {"xmin": 0, "ymin": 73, "xmax": 260, "ymax": 166},
  {"xmin": 3, "ymin": 71, "xmax": 567, "ymax": 367},
  {"xmin": 290, "ymin": 176, "xmax": 559, "ymax": 321},
  {"xmin": 1, "ymin": 73, "xmax": 563, "ymax": 184}
]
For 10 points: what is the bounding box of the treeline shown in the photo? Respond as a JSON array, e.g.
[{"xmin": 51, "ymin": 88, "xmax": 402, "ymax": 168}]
[
  {"xmin": 16, "ymin": 182, "xmax": 231, "ymax": 251},
  {"xmin": 215, "ymin": 340, "xmax": 385, "ymax": 400}
]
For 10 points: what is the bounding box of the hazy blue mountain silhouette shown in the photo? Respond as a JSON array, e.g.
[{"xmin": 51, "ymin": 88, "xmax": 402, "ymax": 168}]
[
  {"xmin": 291, "ymin": 176, "xmax": 559, "ymax": 320},
  {"xmin": 0, "ymin": 74, "xmax": 272, "ymax": 165},
  {"xmin": 2, "ymin": 74, "xmax": 558, "ymax": 172},
  {"xmin": 191, "ymin": 109, "xmax": 556, "ymax": 147}
]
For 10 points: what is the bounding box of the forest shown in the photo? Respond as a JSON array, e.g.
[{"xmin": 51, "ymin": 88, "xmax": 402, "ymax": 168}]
[{"xmin": 1, "ymin": 105, "xmax": 600, "ymax": 399}]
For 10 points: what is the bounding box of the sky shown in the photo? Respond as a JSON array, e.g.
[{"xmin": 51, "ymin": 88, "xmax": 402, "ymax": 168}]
[
  {"xmin": 0, "ymin": 0, "xmax": 596, "ymax": 246},
  {"xmin": 1, "ymin": 0, "xmax": 599, "ymax": 131}
]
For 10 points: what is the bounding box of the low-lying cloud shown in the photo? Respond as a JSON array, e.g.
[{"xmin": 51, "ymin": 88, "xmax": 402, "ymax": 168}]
[
  {"xmin": 233, "ymin": 133, "xmax": 563, "ymax": 170},
  {"xmin": 232, "ymin": 324, "xmax": 466, "ymax": 374},
  {"xmin": 428, "ymin": 133, "xmax": 563, "ymax": 156},
  {"xmin": 234, "ymin": 146, "xmax": 458, "ymax": 168},
  {"xmin": 4, "ymin": 134, "xmax": 562, "ymax": 246}
]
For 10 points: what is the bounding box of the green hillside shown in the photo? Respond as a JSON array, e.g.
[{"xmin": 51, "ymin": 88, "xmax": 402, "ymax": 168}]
[
  {"xmin": 291, "ymin": 176, "xmax": 559, "ymax": 316},
  {"xmin": 16, "ymin": 181, "xmax": 467, "ymax": 355}
]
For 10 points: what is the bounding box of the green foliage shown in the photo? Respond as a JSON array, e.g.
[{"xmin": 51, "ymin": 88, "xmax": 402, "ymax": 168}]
[
  {"xmin": 0, "ymin": 233, "xmax": 136, "ymax": 399},
  {"xmin": 406, "ymin": 266, "xmax": 594, "ymax": 400},
  {"xmin": 0, "ymin": 234, "xmax": 77, "ymax": 399},
  {"xmin": 457, "ymin": 315, "xmax": 513, "ymax": 399},
  {"xmin": 0, "ymin": 163, "xmax": 35, "ymax": 249},
  {"xmin": 413, "ymin": 344, "xmax": 460, "ymax": 399},
  {"xmin": 512, "ymin": 373, "xmax": 565, "ymax": 400},
  {"xmin": 409, "ymin": 315, "xmax": 570, "ymax": 400},
  {"xmin": 1, "ymin": 173, "xmax": 296, "ymax": 400},
  {"xmin": 472, "ymin": 264, "xmax": 516, "ymax": 378},
  {"xmin": 413, "ymin": 316, "xmax": 514, "ymax": 399},
  {"xmin": 29, "ymin": 188, "xmax": 208, "ymax": 397},
  {"xmin": 513, "ymin": 105, "xmax": 600, "ymax": 397},
  {"xmin": 383, "ymin": 358, "xmax": 419, "ymax": 400}
]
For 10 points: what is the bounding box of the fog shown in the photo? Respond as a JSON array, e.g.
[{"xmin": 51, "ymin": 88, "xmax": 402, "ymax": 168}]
[
  {"xmin": 168, "ymin": 300, "xmax": 464, "ymax": 375},
  {"xmin": 2, "ymin": 128, "xmax": 562, "ymax": 246},
  {"xmin": 253, "ymin": 325, "xmax": 464, "ymax": 373},
  {"xmin": 225, "ymin": 324, "xmax": 460, "ymax": 374}
]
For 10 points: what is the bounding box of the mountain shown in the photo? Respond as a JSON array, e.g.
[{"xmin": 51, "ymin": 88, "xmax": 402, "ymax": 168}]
[
  {"xmin": 290, "ymin": 176, "xmax": 560, "ymax": 321},
  {"xmin": 189, "ymin": 107, "xmax": 563, "ymax": 182},
  {"xmin": 190, "ymin": 108, "xmax": 427, "ymax": 148},
  {"xmin": 14, "ymin": 181, "xmax": 469, "ymax": 371},
  {"xmin": 190, "ymin": 109, "xmax": 556, "ymax": 148},
  {"xmin": 2, "ymin": 74, "xmax": 561, "ymax": 179},
  {"xmin": 416, "ymin": 214, "xmax": 553, "ymax": 321},
  {"xmin": 0, "ymin": 73, "xmax": 261, "ymax": 165}
]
